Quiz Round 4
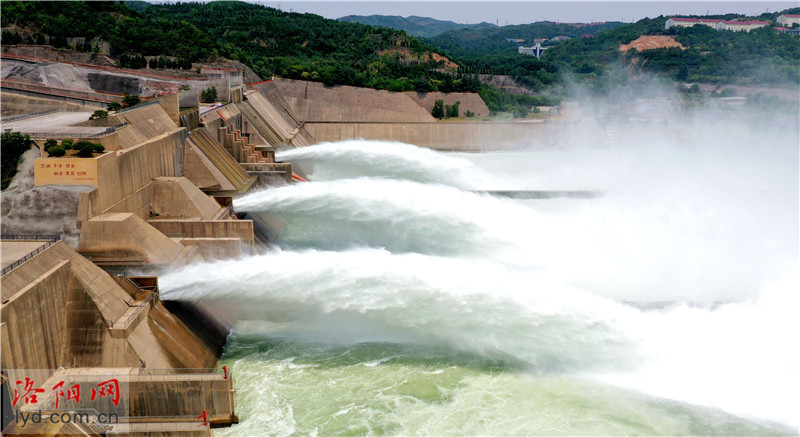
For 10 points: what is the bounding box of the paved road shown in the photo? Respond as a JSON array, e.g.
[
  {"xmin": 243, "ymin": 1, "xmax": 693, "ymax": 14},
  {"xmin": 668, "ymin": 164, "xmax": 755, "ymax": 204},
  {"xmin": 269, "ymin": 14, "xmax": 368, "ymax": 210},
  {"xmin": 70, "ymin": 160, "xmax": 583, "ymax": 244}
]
[
  {"xmin": 1, "ymin": 241, "xmax": 48, "ymax": 269},
  {"xmin": 1, "ymin": 111, "xmax": 108, "ymax": 135}
]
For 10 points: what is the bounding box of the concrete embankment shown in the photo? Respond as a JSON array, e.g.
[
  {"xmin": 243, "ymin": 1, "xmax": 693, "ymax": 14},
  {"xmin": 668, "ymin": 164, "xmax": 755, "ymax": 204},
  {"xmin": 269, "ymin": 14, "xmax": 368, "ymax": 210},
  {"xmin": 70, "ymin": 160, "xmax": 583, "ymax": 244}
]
[
  {"xmin": 303, "ymin": 121, "xmax": 556, "ymax": 151},
  {"xmin": 1, "ymin": 238, "xmax": 235, "ymax": 434}
]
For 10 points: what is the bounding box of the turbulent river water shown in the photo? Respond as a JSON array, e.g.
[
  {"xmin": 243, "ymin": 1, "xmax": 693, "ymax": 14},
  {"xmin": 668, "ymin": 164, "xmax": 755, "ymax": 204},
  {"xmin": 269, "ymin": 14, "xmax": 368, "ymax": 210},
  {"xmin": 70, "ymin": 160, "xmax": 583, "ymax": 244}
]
[{"xmin": 161, "ymin": 123, "xmax": 798, "ymax": 435}]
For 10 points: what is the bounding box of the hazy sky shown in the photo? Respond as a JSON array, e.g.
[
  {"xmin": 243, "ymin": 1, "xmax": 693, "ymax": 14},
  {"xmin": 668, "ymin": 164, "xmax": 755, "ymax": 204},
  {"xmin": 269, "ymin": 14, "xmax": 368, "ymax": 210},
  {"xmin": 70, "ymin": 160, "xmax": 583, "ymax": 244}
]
[{"xmin": 253, "ymin": 1, "xmax": 796, "ymax": 25}]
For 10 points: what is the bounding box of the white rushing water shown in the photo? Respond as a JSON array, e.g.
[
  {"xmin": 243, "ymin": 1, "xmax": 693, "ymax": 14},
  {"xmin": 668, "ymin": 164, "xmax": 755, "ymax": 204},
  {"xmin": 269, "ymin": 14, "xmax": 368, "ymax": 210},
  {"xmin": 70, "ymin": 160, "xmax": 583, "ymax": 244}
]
[{"xmin": 162, "ymin": 125, "xmax": 799, "ymax": 435}]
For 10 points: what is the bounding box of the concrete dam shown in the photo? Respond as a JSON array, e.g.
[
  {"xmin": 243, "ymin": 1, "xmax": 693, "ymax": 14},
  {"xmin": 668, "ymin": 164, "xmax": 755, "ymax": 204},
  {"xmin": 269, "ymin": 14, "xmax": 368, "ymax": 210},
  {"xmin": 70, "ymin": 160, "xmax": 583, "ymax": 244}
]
[{"xmin": 1, "ymin": 54, "xmax": 565, "ymax": 435}]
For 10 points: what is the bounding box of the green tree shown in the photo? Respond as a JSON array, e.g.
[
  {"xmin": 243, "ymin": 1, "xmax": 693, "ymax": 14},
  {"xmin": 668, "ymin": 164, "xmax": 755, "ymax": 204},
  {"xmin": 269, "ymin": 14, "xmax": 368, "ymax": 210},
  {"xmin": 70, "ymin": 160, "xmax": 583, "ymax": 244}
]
[
  {"xmin": 89, "ymin": 110, "xmax": 108, "ymax": 120},
  {"xmin": 122, "ymin": 93, "xmax": 140, "ymax": 108},
  {"xmin": 47, "ymin": 146, "xmax": 66, "ymax": 157},
  {"xmin": 446, "ymin": 101, "xmax": 461, "ymax": 118},
  {"xmin": 107, "ymin": 101, "xmax": 122, "ymax": 111},
  {"xmin": 61, "ymin": 139, "xmax": 74, "ymax": 150},
  {"xmin": 43, "ymin": 139, "xmax": 58, "ymax": 151},
  {"xmin": 431, "ymin": 99, "xmax": 445, "ymax": 119},
  {"xmin": 74, "ymin": 141, "xmax": 96, "ymax": 157},
  {"xmin": 200, "ymin": 86, "xmax": 218, "ymax": 103},
  {"xmin": 1, "ymin": 130, "xmax": 33, "ymax": 189}
]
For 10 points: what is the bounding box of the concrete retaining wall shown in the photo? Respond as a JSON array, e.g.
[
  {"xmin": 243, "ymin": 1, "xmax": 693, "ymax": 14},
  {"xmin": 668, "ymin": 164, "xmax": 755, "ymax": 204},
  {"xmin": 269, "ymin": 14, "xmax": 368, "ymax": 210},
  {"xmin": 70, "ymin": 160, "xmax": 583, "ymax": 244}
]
[
  {"xmin": 179, "ymin": 238, "xmax": 243, "ymax": 260},
  {"xmin": 303, "ymin": 121, "xmax": 554, "ymax": 151},
  {"xmin": 1, "ymin": 91, "xmax": 102, "ymax": 116},
  {"xmin": 405, "ymin": 91, "xmax": 490, "ymax": 118},
  {"xmin": 1, "ymin": 240, "xmax": 223, "ymax": 373},
  {"xmin": 285, "ymin": 96, "xmax": 434, "ymax": 122},
  {"xmin": 126, "ymin": 376, "xmax": 234, "ymax": 420},
  {"xmin": 115, "ymin": 104, "xmax": 184, "ymax": 146},
  {"xmin": 270, "ymin": 78, "xmax": 433, "ymax": 120},
  {"xmin": 1, "ymin": 242, "xmax": 147, "ymax": 370},
  {"xmin": 78, "ymin": 129, "xmax": 185, "ymax": 221},
  {"xmin": 79, "ymin": 213, "xmax": 186, "ymax": 265},
  {"xmin": 156, "ymin": 93, "xmax": 180, "ymax": 126},
  {"xmin": 1, "ymin": 260, "xmax": 70, "ymax": 370},
  {"xmin": 148, "ymin": 220, "xmax": 254, "ymax": 245},
  {"xmin": 151, "ymin": 177, "xmax": 222, "ymax": 220}
]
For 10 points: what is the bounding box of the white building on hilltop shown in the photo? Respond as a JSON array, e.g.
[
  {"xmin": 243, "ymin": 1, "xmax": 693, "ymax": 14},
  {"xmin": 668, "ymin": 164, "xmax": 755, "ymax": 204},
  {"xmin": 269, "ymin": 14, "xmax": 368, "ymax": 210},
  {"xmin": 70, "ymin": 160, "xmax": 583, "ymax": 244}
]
[
  {"xmin": 518, "ymin": 43, "xmax": 548, "ymax": 59},
  {"xmin": 665, "ymin": 17, "xmax": 726, "ymax": 30},
  {"xmin": 777, "ymin": 14, "xmax": 800, "ymax": 27},
  {"xmin": 665, "ymin": 17, "xmax": 770, "ymax": 32}
]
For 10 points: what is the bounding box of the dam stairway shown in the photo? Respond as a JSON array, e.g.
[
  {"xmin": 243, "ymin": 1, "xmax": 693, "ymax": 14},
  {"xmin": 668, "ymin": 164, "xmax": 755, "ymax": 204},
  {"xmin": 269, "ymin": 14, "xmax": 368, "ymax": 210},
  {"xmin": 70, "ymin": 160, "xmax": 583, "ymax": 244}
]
[
  {"xmin": 236, "ymin": 100, "xmax": 287, "ymax": 147},
  {"xmin": 187, "ymin": 128, "xmax": 254, "ymax": 191}
]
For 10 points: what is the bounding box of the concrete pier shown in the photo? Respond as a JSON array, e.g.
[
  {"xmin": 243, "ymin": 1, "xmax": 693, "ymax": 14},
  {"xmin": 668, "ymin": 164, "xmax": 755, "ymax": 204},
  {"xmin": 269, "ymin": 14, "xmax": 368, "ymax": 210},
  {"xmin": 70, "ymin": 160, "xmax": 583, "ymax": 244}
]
[{"xmin": 1, "ymin": 237, "xmax": 235, "ymax": 434}]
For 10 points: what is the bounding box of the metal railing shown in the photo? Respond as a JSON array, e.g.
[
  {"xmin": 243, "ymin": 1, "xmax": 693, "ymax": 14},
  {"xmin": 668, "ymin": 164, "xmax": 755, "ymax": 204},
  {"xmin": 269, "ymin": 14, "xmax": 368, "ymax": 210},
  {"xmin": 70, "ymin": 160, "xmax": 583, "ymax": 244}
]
[
  {"xmin": 112, "ymin": 99, "xmax": 159, "ymax": 115},
  {"xmin": 162, "ymin": 232, "xmax": 187, "ymax": 238},
  {"xmin": 136, "ymin": 367, "xmax": 231, "ymax": 378},
  {"xmin": 0, "ymin": 235, "xmax": 61, "ymax": 275},
  {"xmin": 22, "ymin": 122, "xmax": 128, "ymax": 140},
  {"xmin": 1, "ymin": 78, "xmax": 124, "ymax": 103},
  {"xmin": 124, "ymin": 291, "xmax": 157, "ymax": 308},
  {"xmin": 123, "ymin": 276, "xmax": 159, "ymax": 307},
  {"xmin": 1, "ymin": 234, "xmax": 61, "ymax": 241},
  {"xmin": 1, "ymin": 107, "xmax": 59, "ymax": 123}
]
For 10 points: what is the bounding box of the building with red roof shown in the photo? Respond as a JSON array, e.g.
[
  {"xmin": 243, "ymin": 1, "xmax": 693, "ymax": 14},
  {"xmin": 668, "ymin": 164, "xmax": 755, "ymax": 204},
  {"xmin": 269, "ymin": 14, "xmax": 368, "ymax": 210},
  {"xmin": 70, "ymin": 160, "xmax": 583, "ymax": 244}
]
[
  {"xmin": 777, "ymin": 14, "xmax": 800, "ymax": 27},
  {"xmin": 665, "ymin": 17, "xmax": 770, "ymax": 32}
]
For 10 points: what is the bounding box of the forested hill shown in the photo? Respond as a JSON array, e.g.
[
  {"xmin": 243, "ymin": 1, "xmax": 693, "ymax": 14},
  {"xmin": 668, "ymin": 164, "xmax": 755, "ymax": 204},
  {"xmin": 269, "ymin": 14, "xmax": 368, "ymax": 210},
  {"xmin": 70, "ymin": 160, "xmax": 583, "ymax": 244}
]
[
  {"xmin": 542, "ymin": 15, "xmax": 800, "ymax": 85},
  {"xmin": 338, "ymin": 15, "xmax": 495, "ymax": 38},
  {"xmin": 0, "ymin": 1, "xmax": 216, "ymax": 61},
  {"xmin": 1, "ymin": 1, "xmax": 481, "ymax": 93},
  {"xmin": 428, "ymin": 21, "xmax": 627, "ymax": 58}
]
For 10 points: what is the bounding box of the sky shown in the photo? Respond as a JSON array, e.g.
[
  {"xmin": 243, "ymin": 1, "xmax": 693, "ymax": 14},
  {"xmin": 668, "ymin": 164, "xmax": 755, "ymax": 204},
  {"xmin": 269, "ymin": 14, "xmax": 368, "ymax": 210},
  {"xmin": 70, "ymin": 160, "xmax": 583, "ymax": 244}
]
[{"xmin": 252, "ymin": 1, "xmax": 797, "ymax": 25}]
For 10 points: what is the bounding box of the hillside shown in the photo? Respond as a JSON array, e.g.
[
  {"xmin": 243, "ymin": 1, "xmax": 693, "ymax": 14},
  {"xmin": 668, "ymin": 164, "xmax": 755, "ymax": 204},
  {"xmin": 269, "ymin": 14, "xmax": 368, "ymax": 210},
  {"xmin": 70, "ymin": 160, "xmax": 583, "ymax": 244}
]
[
  {"xmin": 428, "ymin": 21, "xmax": 627, "ymax": 58},
  {"xmin": 1, "ymin": 1, "xmax": 482, "ymax": 94},
  {"xmin": 0, "ymin": 1, "xmax": 215, "ymax": 61},
  {"xmin": 338, "ymin": 15, "xmax": 495, "ymax": 38},
  {"xmin": 542, "ymin": 15, "xmax": 800, "ymax": 85}
]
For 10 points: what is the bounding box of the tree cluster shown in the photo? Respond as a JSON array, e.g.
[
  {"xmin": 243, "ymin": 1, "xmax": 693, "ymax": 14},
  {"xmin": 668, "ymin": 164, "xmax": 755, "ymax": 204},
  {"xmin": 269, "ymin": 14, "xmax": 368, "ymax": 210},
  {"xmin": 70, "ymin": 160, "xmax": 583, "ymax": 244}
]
[
  {"xmin": 42, "ymin": 139, "xmax": 104, "ymax": 157},
  {"xmin": 148, "ymin": 56, "xmax": 192, "ymax": 70},
  {"xmin": 200, "ymin": 86, "xmax": 218, "ymax": 103},
  {"xmin": 1, "ymin": 130, "xmax": 32, "ymax": 190},
  {"xmin": 1, "ymin": 30, "xmax": 98, "ymax": 52},
  {"xmin": 431, "ymin": 100, "xmax": 462, "ymax": 118},
  {"xmin": 543, "ymin": 16, "xmax": 800, "ymax": 85},
  {"xmin": 89, "ymin": 110, "xmax": 108, "ymax": 120}
]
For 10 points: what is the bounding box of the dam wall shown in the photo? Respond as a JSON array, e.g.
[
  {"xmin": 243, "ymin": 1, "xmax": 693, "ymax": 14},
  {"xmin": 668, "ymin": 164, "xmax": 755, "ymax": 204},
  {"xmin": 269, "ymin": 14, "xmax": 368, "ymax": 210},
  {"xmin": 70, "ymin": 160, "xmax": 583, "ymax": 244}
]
[
  {"xmin": 2, "ymin": 241, "xmax": 151, "ymax": 371},
  {"xmin": 303, "ymin": 121, "xmax": 553, "ymax": 151},
  {"xmin": 77, "ymin": 129, "xmax": 186, "ymax": 221},
  {"xmin": 0, "ymin": 91, "xmax": 103, "ymax": 117},
  {"xmin": 185, "ymin": 127, "xmax": 255, "ymax": 193},
  {"xmin": 405, "ymin": 91, "xmax": 491, "ymax": 118},
  {"xmin": 151, "ymin": 177, "xmax": 223, "ymax": 219},
  {"xmin": 148, "ymin": 220, "xmax": 254, "ymax": 245},
  {"xmin": 78, "ymin": 213, "xmax": 190, "ymax": 265},
  {"xmin": 114, "ymin": 103, "xmax": 185, "ymax": 149},
  {"xmin": 245, "ymin": 82, "xmax": 314, "ymax": 146},
  {"xmin": 284, "ymin": 96, "xmax": 432, "ymax": 122},
  {"xmin": 270, "ymin": 78, "xmax": 433, "ymax": 121},
  {"xmin": 1, "ymin": 57, "xmax": 187, "ymax": 98},
  {"xmin": 1, "ymin": 260, "xmax": 71, "ymax": 371},
  {"xmin": 1, "ymin": 238, "xmax": 220, "ymax": 367}
]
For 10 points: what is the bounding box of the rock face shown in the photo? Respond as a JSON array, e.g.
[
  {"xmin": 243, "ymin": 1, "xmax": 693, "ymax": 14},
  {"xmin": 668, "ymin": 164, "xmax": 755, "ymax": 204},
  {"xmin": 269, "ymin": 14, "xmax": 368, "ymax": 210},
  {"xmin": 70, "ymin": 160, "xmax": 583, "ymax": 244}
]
[
  {"xmin": 87, "ymin": 72, "xmax": 142, "ymax": 95},
  {"xmin": 1, "ymin": 58, "xmax": 185, "ymax": 96},
  {"xmin": 1, "ymin": 147, "xmax": 91, "ymax": 246}
]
